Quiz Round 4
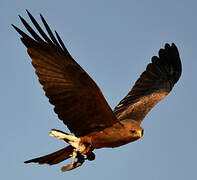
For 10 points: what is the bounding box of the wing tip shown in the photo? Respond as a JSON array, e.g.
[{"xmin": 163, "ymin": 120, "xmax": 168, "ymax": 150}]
[
  {"xmin": 13, "ymin": 10, "xmax": 71, "ymax": 56},
  {"xmin": 158, "ymin": 42, "xmax": 182, "ymax": 84}
]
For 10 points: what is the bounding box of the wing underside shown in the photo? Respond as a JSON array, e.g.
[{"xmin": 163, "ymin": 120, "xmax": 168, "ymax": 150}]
[{"xmin": 114, "ymin": 43, "xmax": 182, "ymax": 124}]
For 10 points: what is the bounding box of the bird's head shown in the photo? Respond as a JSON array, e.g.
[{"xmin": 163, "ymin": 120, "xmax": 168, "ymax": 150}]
[
  {"xmin": 129, "ymin": 128, "xmax": 144, "ymax": 139},
  {"xmin": 121, "ymin": 119, "xmax": 144, "ymax": 141}
]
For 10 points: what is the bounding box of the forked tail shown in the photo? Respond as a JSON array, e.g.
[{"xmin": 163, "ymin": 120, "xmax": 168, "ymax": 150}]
[{"xmin": 24, "ymin": 145, "xmax": 74, "ymax": 165}]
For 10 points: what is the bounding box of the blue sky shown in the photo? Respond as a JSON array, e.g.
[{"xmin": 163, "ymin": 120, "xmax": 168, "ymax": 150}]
[{"xmin": 1, "ymin": 0, "xmax": 196, "ymax": 179}]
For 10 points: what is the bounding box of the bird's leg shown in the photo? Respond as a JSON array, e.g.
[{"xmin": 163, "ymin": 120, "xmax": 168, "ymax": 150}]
[
  {"xmin": 61, "ymin": 151, "xmax": 85, "ymax": 172},
  {"xmin": 71, "ymin": 150, "xmax": 77, "ymax": 164}
]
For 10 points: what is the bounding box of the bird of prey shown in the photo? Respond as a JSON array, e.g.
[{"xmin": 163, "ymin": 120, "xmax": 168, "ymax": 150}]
[{"xmin": 13, "ymin": 10, "xmax": 182, "ymax": 172}]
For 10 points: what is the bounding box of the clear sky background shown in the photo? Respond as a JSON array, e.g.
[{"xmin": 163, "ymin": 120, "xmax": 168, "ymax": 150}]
[{"xmin": 1, "ymin": 0, "xmax": 196, "ymax": 179}]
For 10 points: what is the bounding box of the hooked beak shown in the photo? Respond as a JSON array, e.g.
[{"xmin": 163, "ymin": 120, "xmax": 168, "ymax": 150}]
[
  {"xmin": 137, "ymin": 129, "xmax": 144, "ymax": 138},
  {"xmin": 141, "ymin": 129, "xmax": 144, "ymax": 137}
]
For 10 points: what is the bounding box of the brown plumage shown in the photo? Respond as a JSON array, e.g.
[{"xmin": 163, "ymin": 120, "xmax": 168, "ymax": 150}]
[{"xmin": 13, "ymin": 10, "xmax": 182, "ymax": 172}]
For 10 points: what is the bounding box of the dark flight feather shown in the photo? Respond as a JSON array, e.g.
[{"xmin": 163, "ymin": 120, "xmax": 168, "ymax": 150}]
[
  {"xmin": 39, "ymin": 14, "xmax": 62, "ymax": 50},
  {"xmin": 25, "ymin": 10, "xmax": 53, "ymax": 45}
]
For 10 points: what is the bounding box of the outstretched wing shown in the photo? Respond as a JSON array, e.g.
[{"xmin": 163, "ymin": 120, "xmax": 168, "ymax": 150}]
[
  {"xmin": 114, "ymin": 43, "xmax": 182, "ymax": 124},
  {"xmin": 13, "ymin": 10, "xmax": 118, "ymax": 137}
]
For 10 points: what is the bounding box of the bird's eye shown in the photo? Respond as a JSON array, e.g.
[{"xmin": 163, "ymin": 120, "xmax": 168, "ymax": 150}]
[{"xmin": 130, "ymin": 130, "xmax": 136, "ymax": 134}]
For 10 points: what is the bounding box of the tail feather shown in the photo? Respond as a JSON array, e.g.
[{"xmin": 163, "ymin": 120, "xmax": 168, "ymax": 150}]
[{"xmin": 24, "ymin": 145, "xmax": 73, "ymax": 165}]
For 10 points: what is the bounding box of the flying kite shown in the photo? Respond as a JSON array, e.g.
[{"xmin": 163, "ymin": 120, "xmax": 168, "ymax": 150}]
[{"xmin": 13, "ymin": 10, "xmax": 182, "ymax": 172}]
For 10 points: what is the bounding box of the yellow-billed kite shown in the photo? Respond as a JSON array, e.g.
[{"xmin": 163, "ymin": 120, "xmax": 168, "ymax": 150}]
[{"xmin": 13, "ymin": 10, "xmax": 182, "ymax": 172}]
